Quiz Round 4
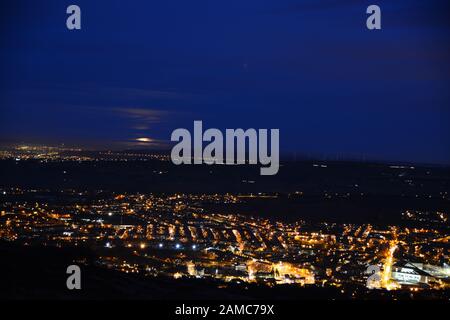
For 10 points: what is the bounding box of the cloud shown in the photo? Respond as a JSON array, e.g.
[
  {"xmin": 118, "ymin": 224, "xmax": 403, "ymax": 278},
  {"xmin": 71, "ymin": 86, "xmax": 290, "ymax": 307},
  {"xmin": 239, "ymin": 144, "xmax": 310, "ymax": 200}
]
[
  {"xmin": 112, "ymin": 107, "xmax": 170, "ymax": 124},
  {"xmin": 99, "ymin": 87, "xmax": 192, "ymax": 100},
  {"xmin": 111, "ymin": 107, "xmax": 176, "ymax": 147}
]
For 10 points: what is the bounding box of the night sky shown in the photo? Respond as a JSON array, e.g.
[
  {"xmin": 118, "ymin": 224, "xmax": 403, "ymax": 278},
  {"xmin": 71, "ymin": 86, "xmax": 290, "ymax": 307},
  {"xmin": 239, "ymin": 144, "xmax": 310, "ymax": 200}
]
[{"xmin": 1, "ymin": 0, "xmax": 449, "ymax": 164}]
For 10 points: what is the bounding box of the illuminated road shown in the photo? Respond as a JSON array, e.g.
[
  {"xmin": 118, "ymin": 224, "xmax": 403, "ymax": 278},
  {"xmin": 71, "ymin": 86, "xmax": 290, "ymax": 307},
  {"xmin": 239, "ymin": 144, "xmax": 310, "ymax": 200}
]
[{"xmin": 381, "ymin": 240, "xmax": 399, "ymax": 290}]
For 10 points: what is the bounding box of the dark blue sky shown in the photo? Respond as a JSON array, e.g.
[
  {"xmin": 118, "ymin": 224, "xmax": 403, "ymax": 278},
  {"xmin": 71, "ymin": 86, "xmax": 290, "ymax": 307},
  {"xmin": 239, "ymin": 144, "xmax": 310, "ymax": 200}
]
[{"xmin": 1, "ymin": 0, "xmax": 449, "ymax": 164}]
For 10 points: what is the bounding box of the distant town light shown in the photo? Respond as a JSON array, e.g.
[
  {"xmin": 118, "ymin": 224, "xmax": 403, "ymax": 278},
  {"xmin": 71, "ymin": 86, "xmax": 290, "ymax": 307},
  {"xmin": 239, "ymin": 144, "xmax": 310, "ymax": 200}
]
[
  {"xmin": 175, "ymin": 243, "xmax": 181, "ymax": 249},
  {"xmin": 158, "ymin": 243, "xmax": 163, "ymax": 248}
]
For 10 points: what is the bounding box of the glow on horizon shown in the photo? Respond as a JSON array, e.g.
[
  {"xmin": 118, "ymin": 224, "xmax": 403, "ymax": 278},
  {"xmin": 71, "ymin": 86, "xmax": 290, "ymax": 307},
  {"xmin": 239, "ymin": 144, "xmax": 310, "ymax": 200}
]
[{"xmin": 136, "ymin": 137, "xmax": 153, "ymax": 143}]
